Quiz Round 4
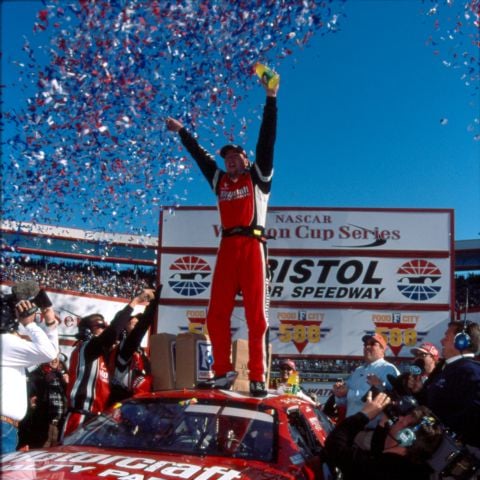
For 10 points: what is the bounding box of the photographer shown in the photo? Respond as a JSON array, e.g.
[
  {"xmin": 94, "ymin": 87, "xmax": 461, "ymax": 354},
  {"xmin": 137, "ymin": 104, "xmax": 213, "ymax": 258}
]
[
  {"xmin": 324, "ymin": 391, "xmax": 443, "ymax": 480},
  {"xmin": 0, "ymin": 282, "xmax": 59, "ymax": 453}
]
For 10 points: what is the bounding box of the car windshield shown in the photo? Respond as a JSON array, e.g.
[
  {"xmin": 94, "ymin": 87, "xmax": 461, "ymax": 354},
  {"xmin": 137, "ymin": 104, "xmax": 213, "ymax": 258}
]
[{"xmin": 63, "ymin": 398, "xmax": 277, "ymax": 462}]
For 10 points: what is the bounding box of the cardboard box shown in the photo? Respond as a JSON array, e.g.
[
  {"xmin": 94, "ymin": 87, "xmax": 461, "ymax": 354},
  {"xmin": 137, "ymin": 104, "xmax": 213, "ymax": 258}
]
[
  {"xmin": 150, "ymin": 333, "xmax": 176, "ymax": 390},
  {"xmin": 175, "ymin": 332, "xmax": 213, "ymax": 389},
  {"xmin": 232, "ymin": 339, "xmax": 272, "ymax": 392}
]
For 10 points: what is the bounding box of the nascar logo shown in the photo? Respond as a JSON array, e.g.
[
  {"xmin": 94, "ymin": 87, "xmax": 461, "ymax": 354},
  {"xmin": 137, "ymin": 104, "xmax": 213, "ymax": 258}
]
[
  {"xmin": 396, "ymin": 259, "xmax": 442, "ymax": 301},
  {"xmin": 168, "ymin": 256, "xmax": 211, "ymax": 296}
]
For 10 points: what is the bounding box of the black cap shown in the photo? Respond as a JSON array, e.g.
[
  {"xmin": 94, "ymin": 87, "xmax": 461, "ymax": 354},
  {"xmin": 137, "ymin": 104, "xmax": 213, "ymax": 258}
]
[{"xmin": 219, "ymin": 144, "xmax": 247, "ymax": 158}]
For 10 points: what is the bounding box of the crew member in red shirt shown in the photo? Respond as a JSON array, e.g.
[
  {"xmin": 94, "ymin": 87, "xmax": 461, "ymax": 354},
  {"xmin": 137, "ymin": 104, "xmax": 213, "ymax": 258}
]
[{"xmin": 166, "ymin": 74, "xmax": 279, "ymax": 397}]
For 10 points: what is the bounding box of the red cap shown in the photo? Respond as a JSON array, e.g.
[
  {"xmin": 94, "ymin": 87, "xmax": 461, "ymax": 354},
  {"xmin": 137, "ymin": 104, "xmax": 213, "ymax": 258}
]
[
  {"xmin": 410, "ymin": 342, "xmax": 440, "ymax": 361},
  {"xmin": 362, "ymin": 333, "xmax": 387, "ymax": 350},
  {"xmin": 279, "ymin": 359, "xmax": 296, "ymax": 371}
]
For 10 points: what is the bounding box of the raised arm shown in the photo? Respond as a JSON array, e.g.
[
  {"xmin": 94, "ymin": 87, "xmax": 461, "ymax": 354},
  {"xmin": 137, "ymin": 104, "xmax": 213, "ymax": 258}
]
[
  {"xmin": 115, "ymin": 288, "xmax": 159, "ymax": 371},
  {"xmin": 255, "ymin": 75, "xmax": 279, "ymax": 178},
  {"xmin": 166, "ymin": 117, "xmax": 219, "ymax": 189},
  {"xmin": 84, "ymin": 290, "xmax": 153, "ymax": 360},
  {"xmin": 13, "ymin": 300, "xmax": 59, "ymax": 365}
]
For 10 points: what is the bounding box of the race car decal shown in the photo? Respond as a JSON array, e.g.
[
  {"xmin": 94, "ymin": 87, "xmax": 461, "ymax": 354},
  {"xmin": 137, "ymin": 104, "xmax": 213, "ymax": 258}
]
[{"xmin": 1, "ymin": 451, "xmax": 243, "ymax": 479}]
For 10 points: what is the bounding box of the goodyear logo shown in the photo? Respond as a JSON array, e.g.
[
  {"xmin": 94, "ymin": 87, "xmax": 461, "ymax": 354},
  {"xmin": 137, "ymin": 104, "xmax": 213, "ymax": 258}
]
[
  {"xmin": 168, "ymin": 256, "xmax": 211, "ymax": 296},
  {"xmin": 396, "ymin": 259, "xmax": 442, "ymax": 301}
]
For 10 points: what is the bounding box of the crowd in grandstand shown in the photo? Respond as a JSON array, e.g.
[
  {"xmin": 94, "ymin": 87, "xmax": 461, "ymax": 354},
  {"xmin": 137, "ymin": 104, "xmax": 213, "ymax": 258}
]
[{"xmin": 1, "ymin": 257, "xmax": 155, "ymax": 298}]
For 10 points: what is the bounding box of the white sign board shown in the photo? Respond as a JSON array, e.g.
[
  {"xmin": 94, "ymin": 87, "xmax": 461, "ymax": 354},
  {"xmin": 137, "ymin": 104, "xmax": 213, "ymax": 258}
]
[
  {"xmin": 159, "ymin": 252, "xmax": 451, "ymax": 305},
  {"xmin": 160, "ymin": 207, "xmax": 452, "ymax": 251},
  {"xmin": 157, "ymin": 207, "xmax": 454, "ymax": 358}
]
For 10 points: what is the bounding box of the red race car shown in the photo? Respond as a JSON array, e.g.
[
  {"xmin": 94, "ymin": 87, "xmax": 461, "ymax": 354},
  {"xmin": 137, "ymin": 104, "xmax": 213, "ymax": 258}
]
[{"xmin": 1, "ymin": 389, "xmax": 336, "ymax": 479}]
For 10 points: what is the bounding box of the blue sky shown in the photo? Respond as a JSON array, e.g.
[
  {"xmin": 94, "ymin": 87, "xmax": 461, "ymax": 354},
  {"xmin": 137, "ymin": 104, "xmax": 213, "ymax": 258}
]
[{"xmin": 1, "ymin": 0, "xmax": 479, "ymax": 241}]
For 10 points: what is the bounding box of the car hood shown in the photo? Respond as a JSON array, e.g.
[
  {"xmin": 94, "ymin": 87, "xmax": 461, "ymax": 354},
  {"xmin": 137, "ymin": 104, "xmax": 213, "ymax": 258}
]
[{"xmin": 0, "ymin": 445, "xmax": 301, "ymax": 480}]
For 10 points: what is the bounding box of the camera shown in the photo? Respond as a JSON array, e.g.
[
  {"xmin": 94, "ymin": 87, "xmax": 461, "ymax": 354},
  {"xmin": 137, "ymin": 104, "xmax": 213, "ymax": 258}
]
[
  {"xmin": 0, "ymin": 293, "xmax": 18, "ymax": 332},
  {"xmin": 0, "ymin": 281, "xmax": 52, "ymax": 332},
  {"xmin": 383, "ymin": 394, "xmax": 418, "ymax": 422},
  {"xmin": 428, "ymin": 430, "xmax": 480, "ymax": 480}
]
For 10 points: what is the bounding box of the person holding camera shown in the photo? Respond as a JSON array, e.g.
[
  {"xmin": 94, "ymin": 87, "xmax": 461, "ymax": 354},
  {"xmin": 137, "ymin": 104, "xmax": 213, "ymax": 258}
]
[
  {"xmin": 324, "ymin": 391, "xmax": 443, "ymax": 479},
  {"xmin": 0, "ymin": 283, "xmax": 59, "ymax": 453}
]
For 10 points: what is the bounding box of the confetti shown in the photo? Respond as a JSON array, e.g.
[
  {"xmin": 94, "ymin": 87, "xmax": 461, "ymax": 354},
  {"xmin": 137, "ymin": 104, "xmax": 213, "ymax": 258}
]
[
  {"xmin": 422, "ymin": 0, "xmax": 479, "ymax": 138},
  {"xmin": 2, "ymin": 0, "xmax": 347, "ymax": 238}
]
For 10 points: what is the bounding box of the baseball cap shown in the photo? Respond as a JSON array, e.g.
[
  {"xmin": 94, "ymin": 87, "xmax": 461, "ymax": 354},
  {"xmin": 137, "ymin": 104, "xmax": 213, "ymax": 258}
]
[
  {"xmin": 219, "ymin": 144, "xmax": 247, "ymax": 158},
  {"xmin": 410, "ymin": 342, "xmax": 440, "ymax": 361},
  {"xmin": 362, "ymin": 333, "xmax": 387, "ymax": 350},
  {"xmin": 279, "ymin": 359, "xmax": 296, "ymax": 371}
]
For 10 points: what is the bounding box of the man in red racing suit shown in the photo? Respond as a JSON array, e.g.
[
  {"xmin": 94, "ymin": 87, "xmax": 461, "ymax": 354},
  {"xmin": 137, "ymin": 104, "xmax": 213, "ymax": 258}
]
[{"xmin": 166, "ymin": 76, "xmax": 278, "ymax": 397}]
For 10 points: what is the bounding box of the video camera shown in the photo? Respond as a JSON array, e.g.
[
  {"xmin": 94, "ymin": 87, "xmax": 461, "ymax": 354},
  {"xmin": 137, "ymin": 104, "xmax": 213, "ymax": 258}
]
[
  {"xmin": 383, "ymin": 393, "xmax": 419, "ymax": 422},
  {"xmin": 428, "ymin": 429, "xmax": 480, "ymax": 480},
  {"xmin": 382, "ymin": 391, "xmax": 479, "ymax": 479},
  {"xmin": 0, "ymin": 281, "xmax": 52, "ymax": 332}
]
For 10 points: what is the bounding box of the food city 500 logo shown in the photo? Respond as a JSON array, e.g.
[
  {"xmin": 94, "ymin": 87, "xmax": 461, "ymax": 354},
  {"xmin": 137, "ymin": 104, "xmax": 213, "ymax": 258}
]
[
  {"xmin": 368, "ymin": 312, "xmax": 428, "ymax": 356},
  {"xmin": 271, "ymin": 311, "xmax": 330, "ymax": 353}
]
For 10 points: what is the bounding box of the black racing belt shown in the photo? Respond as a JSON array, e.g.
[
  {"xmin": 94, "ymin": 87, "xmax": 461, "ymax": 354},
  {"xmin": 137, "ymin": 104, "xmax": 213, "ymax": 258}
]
[{"xmin": 222, "ymin": 225, "xmax": 268, "ymax": 242}]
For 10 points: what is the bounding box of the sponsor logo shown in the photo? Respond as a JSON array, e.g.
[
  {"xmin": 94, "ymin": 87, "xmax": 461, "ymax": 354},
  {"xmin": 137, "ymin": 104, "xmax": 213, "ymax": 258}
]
[
  {"xmin": 367, "ymin": 313, "xmax": 428, "ymax": 356},
  {"xmin": 219, "ymin": 185, "xmax": 250, "ymax": 202},
  {"xmin": 396, "ymin": 259, "xmax": 442, "ymax": 300},
  {"xmin": 0, "ymin": 451, "xmax": 242, "ymax": 479},
  {"xmin": 64, "ymin": 315, "xmax": 77, "ymax": 328},
  {"xmin": 272, "ymin": 311, "xmax": 329, "ymax": 353},
  {"xmin": 269, "ymin": 258, "xmax": 385, "ymax": 301},
  {"xmin": 180, "ymin": 311, "xmax": 240, "ymax": 339},
  {"xmin": 196, "ymin": 340, "xmax": 213, "ymax": 381},
  {"xmin": 168, "ymin": 256, "xmax": 211, "ymax": 296}
]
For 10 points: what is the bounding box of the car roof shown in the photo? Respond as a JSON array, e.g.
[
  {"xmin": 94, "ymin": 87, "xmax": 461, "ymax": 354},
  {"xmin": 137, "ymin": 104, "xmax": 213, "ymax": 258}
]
[{"xmin": 135, "ymin": 388, "xmax": 313, "ymax": 411}]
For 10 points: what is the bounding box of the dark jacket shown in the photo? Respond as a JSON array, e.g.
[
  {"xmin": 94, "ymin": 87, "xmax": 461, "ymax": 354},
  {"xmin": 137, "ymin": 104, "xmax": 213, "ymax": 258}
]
[
  {"xmin": 418, "ymin": 357, "xmax": 480, "ymax": 447},
  {"xmin": 324, "ymin": 412, "xmax": 432, "ymax": 480}
]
